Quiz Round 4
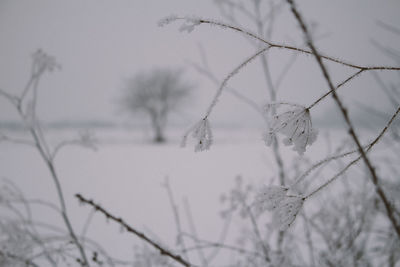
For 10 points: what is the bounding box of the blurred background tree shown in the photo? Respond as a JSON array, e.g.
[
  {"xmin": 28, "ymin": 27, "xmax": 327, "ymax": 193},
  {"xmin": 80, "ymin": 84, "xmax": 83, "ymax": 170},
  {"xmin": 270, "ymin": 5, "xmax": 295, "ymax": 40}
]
[{"xmin": 119, "ymin": 68, "xmax": 193, "ymax": 143}]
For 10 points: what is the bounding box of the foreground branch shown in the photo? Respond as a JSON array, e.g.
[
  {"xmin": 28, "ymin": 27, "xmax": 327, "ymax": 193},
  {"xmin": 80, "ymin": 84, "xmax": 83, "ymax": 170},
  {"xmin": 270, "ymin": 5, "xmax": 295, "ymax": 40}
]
[
  {"xmin": 75, "ymin": 194, "xmax": 195, "ymax": 267},
  {"xmin": 286, "ymin": 0, "xmax": 400, "ymax": 239},
  {"xmin": 161, "ymin": 16, "xmax": 400, "ymax": 71}
]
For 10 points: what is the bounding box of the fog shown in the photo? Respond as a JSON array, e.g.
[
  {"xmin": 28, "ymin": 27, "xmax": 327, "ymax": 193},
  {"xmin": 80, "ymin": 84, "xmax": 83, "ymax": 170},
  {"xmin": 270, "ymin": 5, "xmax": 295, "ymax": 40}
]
[{"xmin": 1, "ymin": 0, "xmax": 399, "ymax": 125}]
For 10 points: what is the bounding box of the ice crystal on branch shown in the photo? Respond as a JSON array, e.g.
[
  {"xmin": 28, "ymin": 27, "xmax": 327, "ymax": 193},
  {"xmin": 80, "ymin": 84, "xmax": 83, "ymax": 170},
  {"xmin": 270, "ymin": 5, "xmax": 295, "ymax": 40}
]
[
  {"xmin": 181, "ymin": 118, "xmax": 213, "ymax": 152},
  {"xmin": 158, "ymin": 15, "xmax": 201, "ymax": 33},
  {"xmin": 263, "ymin": 103, "xmax": 318, "ymax": 155},
  {"xmin": 179, "ymin": 18, "xmax": 201, "ymax": 33},
  {"xmin": 253, "ymin": 185, "xmax": 288, "ymax": 212},
  {"xmin": 272, "ymin": 196, "xmax": 304, "ymax": 231}
]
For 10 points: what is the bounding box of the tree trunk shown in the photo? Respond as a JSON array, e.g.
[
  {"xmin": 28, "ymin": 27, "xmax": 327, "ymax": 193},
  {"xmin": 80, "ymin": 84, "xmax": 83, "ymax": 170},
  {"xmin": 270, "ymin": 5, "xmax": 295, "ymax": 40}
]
[{"xmin": 151, "ymin": 114, "xmax": 166, "ymax": 143}]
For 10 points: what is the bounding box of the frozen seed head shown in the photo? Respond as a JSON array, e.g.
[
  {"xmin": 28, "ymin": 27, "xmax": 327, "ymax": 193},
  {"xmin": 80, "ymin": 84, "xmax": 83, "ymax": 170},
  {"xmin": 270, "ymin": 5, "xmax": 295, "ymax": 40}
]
[
  {"xmin": 158, "ymin": 15, "xmax": 202, "ymax": 33},
  {"xmin": 272, "ymin": 196, "xmax": 304, "ymax": 231},
  {"xmin": 178, "ymin": 17, "xmax": 201, "ymax": 33},
  {"xmin": 181, "ymin": 118, "xmax": 213, "ymax": 152},
  {"xmin": 264, "ymin": 103, "xmax": 318, "ymax": 155},
  {"xmin": 31, "ymin": 49, "xmax": 60, "ymax": 75},
  {"xmin": 254, "ymin": 185, "xmax": 288, "ymax": 212}
]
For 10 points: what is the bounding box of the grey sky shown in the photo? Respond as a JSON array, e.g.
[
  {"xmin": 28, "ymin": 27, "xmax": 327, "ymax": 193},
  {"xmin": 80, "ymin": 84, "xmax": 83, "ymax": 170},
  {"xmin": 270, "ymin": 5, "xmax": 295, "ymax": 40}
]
[{"xmin": 0, "ymin": 0, "xmax": 399, "ymax": 126}]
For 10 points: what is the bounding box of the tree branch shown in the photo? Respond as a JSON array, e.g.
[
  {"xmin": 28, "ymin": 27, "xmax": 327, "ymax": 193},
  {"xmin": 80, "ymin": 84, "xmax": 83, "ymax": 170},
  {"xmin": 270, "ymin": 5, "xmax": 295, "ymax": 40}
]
[
  {"xmin": 75, "ymin": 194, "xmax": 195, "ymax": 267},
  {"xmin": 286, "ymin": 0, "xmax": 400, "ymax": 239}
]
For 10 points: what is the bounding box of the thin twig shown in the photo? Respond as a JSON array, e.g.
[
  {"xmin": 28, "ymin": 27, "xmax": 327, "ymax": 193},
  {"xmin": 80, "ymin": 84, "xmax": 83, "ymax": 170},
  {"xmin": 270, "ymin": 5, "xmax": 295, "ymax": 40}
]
[
  {"xmin": 182, "ymin": 197, "xmax": 207, "ymax": 266},
  {"xmin": 188, "ymin": 60, "xmax": 265, "ymax": 118},
  {"xmin": 286, "ymin": 0, "xmax": 400, "ymax": 239},
  {"xmin": 241, "ymin": 200, "xmax": 271, "ymax": 263},
  {"xmin": 0, "ymin": 65, "xmax": 91, "ymax": 266},
  {"xmin": 169, "ymin": 17, "xmax": 400, "ymax": 71},
  {"xmin": 163, "ymin": 177, "xmax": 190, "ymax": 262},
  {"xmin": 75, "ymin": 194, "xmax": 195, "ymax": 267},
  {"xmin": 308, "ymin": 69, "xmax": 365, "ymax": 109},
  {"xmin": 0, "ymin": 132, "xmax": 35, "ymax": 146},
  {"xmin": 205, "ymin": 46, "xmax": 270, "ymax": 118},
  {"xmin": 181, "ymin": 232, "xmax": 265, "ymax": 259}
]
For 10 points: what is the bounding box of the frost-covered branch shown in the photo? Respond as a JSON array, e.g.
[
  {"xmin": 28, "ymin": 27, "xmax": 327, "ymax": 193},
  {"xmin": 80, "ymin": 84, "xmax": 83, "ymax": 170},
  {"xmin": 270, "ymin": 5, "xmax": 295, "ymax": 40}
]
[
  {"xmin": 305, "ymin": 106, "xmax": 400, "ymax": 199},
  {"xmin": 51, "ymin": 130, "xmax": 97, "ymax": 160},
  {"xmin": 286, "ymin": 0, "xmax": 400, "ymax": 238},
  {"xmin": 0, "ymin": 50, "xmax": 90, "ymax": 266},
  {"xmin": 0, "ymin": 132, "xmax": 35, "ymax": 146},
  {"xmin": 159, "ymin": 16, "xmax": 400, "ymax": 71},
  {"xmin": 75, "ymin": 194, "xmax": 195, "ymax": 267},
  {"xmin": 163, "ymin": 177, "xmax": 190, "ymax": 262}
]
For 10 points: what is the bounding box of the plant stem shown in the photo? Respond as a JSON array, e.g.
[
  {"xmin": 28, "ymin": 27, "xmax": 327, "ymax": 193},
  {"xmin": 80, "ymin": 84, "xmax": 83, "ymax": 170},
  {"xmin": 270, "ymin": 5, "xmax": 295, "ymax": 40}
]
[{"xmin": 286, "ymin": 0, "xmax": 400, "ymax": 239}]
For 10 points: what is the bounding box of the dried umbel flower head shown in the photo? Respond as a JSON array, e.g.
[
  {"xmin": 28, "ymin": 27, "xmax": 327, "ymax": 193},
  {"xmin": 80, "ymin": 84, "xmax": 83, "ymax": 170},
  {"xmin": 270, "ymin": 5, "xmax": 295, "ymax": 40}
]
[
  {"xmin": 263, "ymin": 103, "xmax": 318, "ymax": 155},
  {"xmin": 253, "ymin": 185, "xmax": 288, "ymax": 212},
  {"xmin": 272, "ymin": 195, "xmax": 304, "ymax": 231},
  {"xmin": 31, "ymin": 49, "xmax": 60, "ymax": 75},
  {"xmin": 253, "ymin": 184, "xmax": 304, "ymax": 230},
  {"xmin": 181, "ymin": 118, "xmax": 213, "ymax": 152},
  {"xmin": 158, "ymin": 15, "xmax": 202, "ymax": 33}
]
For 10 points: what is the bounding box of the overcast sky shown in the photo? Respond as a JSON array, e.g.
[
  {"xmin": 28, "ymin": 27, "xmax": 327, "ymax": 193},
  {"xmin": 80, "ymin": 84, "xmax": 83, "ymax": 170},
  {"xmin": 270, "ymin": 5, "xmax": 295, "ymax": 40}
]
[{"xmin": 0, "ymin": 0, "xmax": 399, "ymax": 126}]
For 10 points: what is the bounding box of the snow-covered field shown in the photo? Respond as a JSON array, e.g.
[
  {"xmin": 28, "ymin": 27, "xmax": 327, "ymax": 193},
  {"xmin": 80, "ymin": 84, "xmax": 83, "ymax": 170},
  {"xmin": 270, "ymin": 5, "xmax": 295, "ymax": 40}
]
[{"xmin": 0, "ymin": 126, "xmax": 387, "ymax": 265}]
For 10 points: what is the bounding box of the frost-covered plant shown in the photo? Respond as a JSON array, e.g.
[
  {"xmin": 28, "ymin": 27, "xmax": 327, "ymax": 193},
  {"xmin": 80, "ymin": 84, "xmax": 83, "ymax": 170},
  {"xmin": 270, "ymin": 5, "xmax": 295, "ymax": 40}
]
[
  {"xmin": 133, "ymin": 244, "xmax": 175, "ymax": 267},
  {"xmin": 219, "ymin": 175, "xmax": 254, "ymax": 219},
  {"xmin": 0, "ymin": 222, "xmax": 35, "ymax": 267},
  {"xmin": 181, "ymin": 118, "xmax": 213, "ymax": 152},
  {"xmin": 180, "ymin": 46, "xmax": 269, "ymax": 152},
  {"xmin": 263, "ymin": 103, "xmax": 318, "ymax": 155},
  {"xmin": 272, "ymin": 195, "xmax": 304, "ymax": 231},
  {"xmin": 253, "ymin": 184, "xmax": 304, "ymax": 230},
  {"xmin": 153, "ymin": 1, "xmax": 400, "ymax": 266},
  {"xmin": 253, "ymin": 185, "xmax": 288, "ymax": 212},
  {"xmin": 158, "ymin": 15, "xmax": 202, "ymax": 33},
  {"xmin": 0, "ymin": 50, "xmax": 92, "ymax": 266},
  {"xmin": 31, "ymin": 49, "xmax": 60, "ymax": 75},
  {"xmin": 160, "ymin": 0, "xmax": 400, "ymax": 238}
]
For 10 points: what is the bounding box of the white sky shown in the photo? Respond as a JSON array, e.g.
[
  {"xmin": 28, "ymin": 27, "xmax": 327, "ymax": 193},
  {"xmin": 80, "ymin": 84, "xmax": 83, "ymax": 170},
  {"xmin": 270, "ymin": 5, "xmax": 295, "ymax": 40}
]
[{"xmin": 0, "ymin": 0, "xmax": 399, "ymax": 126}]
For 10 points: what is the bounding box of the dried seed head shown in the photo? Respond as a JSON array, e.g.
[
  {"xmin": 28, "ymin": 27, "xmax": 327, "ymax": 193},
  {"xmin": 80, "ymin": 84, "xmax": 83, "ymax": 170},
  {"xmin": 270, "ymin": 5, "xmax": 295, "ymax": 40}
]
[
  {"xmin": 272, "ymin": 196, "xmax": 304, "ymax": 231},
  {"xmin": 253, "ymin": 185, "xmax": 288, "ymax": 212},
  {"xmin": 181, "ymin": 118, "xmax": 213, "ymax": 152},
  {"xmin": 264, "ymin": 104, "xmax": 318, "ymax": 155}
]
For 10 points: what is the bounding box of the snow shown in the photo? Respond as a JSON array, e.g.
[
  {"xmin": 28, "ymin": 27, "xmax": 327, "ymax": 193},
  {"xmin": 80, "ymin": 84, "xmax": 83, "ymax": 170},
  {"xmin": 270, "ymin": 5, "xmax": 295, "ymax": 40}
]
[
  {"xmin": 0, "ymin": 128, "xmax": 281, "ymax": 262},
  {"xmin": 0, "ymin": 126, "xmax": 384, "ymax": 265}
]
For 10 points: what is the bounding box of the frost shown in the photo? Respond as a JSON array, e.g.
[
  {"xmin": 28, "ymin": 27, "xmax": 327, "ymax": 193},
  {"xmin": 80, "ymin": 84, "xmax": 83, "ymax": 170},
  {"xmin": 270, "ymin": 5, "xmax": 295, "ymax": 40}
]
[
  {"xmin": 253, "ymin": 185, "xmax": 288, "ymax": 212},
  {"xmin": 158, "ymin": 15, "xmax": 202, "ymax": 33},
  {"xmin": 181, "ymin": 118, "xmax": 213, "ymax": 152},
  {"xmin": 178, "ymin": 18, "xmax": 201, "ymax": 33},
  {"xmin": 272, "ymin": 196, "xmax": 304, "ymax": 231},
  {"xmin": 264, "ymin": 103, "xmax": 318, "ymax": 155},
  {"xmin": 262, "ymin": 131, "xmax": 275, "ymax": 146}
]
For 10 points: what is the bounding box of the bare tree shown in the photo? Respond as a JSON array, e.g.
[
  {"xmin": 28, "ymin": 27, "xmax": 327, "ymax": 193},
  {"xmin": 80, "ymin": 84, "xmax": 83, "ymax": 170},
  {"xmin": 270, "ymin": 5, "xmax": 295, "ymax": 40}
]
[{"xmin": 120, "ymin": 68, "xmax": 193, "ymax": 143}]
